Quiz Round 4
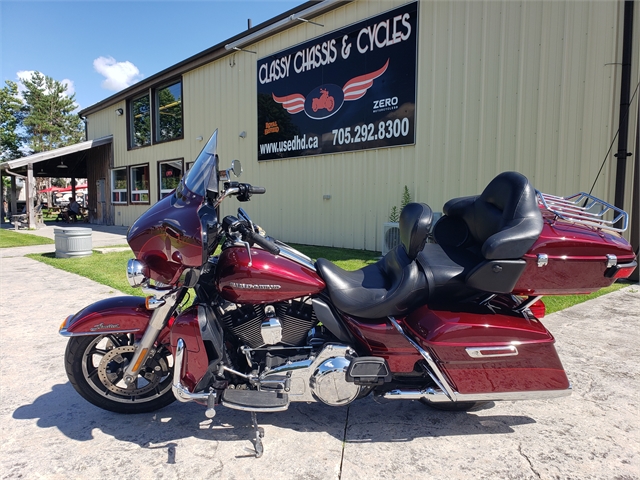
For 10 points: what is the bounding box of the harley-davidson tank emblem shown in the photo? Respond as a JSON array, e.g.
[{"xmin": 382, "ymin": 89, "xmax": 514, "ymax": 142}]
[
  {"xmin": 90, "ymin": 322, "xmax": 121, "ymax": 331},
  {"xmin": 229, "ymin": 282, "xmax": 282, "ymax": 290}
]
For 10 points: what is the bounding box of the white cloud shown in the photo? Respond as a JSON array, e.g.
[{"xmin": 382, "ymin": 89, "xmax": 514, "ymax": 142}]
[
  {"xmin": 93, "ymin": 56, "xmax": 143, "ymax": 91},
  {"xmin": 15, "ymin": 70, "xmax": 76, "ymax": 97}
]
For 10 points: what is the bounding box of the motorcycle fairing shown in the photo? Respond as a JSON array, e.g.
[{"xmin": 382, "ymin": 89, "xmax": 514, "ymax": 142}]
[
  {"xmin": 169, "ymin": 305, "xmax": 224, "ymax": 392},
  {"xmin": 60, "ymin": 296, "xmax": 153, "ymax": 337}
]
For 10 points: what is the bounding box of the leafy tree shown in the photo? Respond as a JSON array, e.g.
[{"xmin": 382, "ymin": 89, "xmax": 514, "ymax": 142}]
[
  {"xmin": 0, "ymin": 80, "xmax": 24, "ymax": 161},
  {"xmin": 20, "ymin": 72, "xmax": 84, "ymax": 154}
]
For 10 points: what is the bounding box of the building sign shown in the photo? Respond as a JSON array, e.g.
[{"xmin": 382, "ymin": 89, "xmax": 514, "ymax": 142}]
[{"xmin": 257, "ymin": 2, "xmax": 418, "ymax": 161}]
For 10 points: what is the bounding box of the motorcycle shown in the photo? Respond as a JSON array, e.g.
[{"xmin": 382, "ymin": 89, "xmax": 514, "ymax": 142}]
[{"xmin": 59, "ymin": 130, "xmax": 637, "ymax": 457}]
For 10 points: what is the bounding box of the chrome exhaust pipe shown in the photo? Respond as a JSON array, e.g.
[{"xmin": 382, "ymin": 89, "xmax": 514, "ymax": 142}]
[
  {"xmin": 172, "ymin": 338, "xmax": 212, "ymax": 403},
  {"xmin": 382, "ymin": 385, "xmax": 572, "ymax": 403}
]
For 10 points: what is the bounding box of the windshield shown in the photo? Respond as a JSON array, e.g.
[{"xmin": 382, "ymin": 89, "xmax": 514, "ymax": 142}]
[{"xmin": 182, "ymin": 130, "xmax": 218, "ymax": 196}]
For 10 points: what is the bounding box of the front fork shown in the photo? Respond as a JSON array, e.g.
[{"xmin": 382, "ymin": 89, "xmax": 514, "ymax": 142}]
[{"xmin": 122, "ymin": 286, "xmax": 182, "ymax": 385}]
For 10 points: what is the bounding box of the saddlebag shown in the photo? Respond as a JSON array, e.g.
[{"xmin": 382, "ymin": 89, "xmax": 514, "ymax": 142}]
[{"xmin": 404, "ymin": 305, "xmax": 570, "ymax": 395}]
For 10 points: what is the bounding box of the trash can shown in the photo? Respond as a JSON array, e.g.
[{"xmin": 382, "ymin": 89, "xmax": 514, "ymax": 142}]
[{"xmin": 54, "ymin": 227, "xmax": 92, "ymax": 258}]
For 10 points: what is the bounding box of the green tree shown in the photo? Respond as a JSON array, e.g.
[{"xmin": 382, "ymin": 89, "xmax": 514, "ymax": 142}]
[
  {"xmin": 20, "ymin": 72, "xmax": 84, "ymax": 154},
  {"xmin": 0, "ymin": 80, "xmax": 24, "ymax": 161}
]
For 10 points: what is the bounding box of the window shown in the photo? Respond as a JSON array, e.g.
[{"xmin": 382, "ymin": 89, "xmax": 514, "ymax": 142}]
[
  {"xmin": 155, "ymin": 81, "xmax": 183, "ymax": 143},
  {"xmin": 112, "ymin": 168, "xmax": 127, "ymax": 204},
  {"xmin": 130, "ymin": 164, "xmax": 150, "ymax": 203},
  {"xmin": 130, "ymin": 94, "xmax": 151, "ymax": 148},
  {"xmin": 158, "ymin": 159, "xmax": 183, "ymax": 199},
  {"xmin": 127, "ymin": 79, "xmax": 183, "ymax": 149}
]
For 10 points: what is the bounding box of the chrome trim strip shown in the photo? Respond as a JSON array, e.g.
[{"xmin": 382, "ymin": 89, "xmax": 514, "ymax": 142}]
[
  {"xmin": 172, "ymin": 338, "xmax": 211, "ymax": 403},
  {"xmin": 59, "ymin": 327, "xmax": 139, "ymax": 337},
  {"xmin": 466, "ymin": 346, "xmax": 519, "ymax": 358},
  {"xmin": 274, "ymin": 241, "xmax": 316, "ymax": 270},
  {"xmin": 388, "ymin": 316, "xmax": 456, "ymax": 401},
  {"xmin": 382, "ymin": 385, "xmax": 572, "ymax": 403},
  {"xmin": 220, "ymin": 400, "xmax": 290, "ymax": 413}
]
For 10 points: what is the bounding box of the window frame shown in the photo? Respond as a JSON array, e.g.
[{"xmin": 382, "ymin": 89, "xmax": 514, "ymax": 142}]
[
  {"xmin": 153, "ymin": 80, "xmax": 184, "ymax": 145},
  {"xmin": 129, "ymin": 163, "xmax": 151, "ymax": 205},
  {"xmin": 126, "ymin": 77, "xmax": 184, "ymax": 150},
  {"xmin": 157, "ymin": 158, "xmax": 184, "ymax": 201},
  {"xmin": 111, "ymin": 167, "xmax": 128, "ymax": 205},
  {"xmin": 127, "ymin": 93, "xmax": 151, "ymax": 150}
]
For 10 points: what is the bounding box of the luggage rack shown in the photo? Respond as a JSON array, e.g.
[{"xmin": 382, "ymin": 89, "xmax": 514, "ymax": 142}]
[{"xmin": 536, "ymin": 191, "xmax": 628, "ymax": 233}]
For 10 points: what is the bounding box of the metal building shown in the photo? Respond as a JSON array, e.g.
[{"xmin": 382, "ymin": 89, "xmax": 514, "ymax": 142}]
[{"xmin": 14, "ymin": 0, "xmax": 640, "ymax": 251}]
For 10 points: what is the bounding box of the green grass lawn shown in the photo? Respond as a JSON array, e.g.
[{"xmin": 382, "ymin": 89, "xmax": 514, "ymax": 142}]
[
  {"xmin": 27, "ymin": 249, "xmax": 141, "ymax": 296},
  {"xmin": 0, "ymin": 229, "xmax": 55, "ymax": 248},
  {"xmin": 26, "ymin": 243, "xmax": 630, "ymax": 314}
]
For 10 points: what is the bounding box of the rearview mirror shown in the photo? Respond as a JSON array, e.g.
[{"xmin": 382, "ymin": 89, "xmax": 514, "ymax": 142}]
[{"xmin": 231, "ymin": 159, "xmax": 242, "ymax": 178}]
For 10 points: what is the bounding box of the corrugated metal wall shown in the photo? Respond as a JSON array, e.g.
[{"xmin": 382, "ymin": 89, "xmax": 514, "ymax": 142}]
[{"xmin": 87, "ymin": 0, "xmax": 638, "ymax": 247}]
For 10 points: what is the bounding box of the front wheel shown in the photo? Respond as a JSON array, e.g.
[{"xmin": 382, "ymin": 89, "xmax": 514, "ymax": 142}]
[{"xmin": 65, "ymin": 334, "xmax": 176, "ymax": 414}]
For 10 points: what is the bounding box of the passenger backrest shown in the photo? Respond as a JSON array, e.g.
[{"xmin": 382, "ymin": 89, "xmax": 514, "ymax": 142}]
[
  {"xmin": 439, "ymin": 172, "xmax": 543, "ymax": 260},
  {"xmin": 399, "ymin": 202, "xmax": 433, "ymax": 260}
]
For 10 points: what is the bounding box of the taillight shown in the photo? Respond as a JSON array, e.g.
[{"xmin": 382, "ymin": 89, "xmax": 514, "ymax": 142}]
[
  {"xmin": 605, "ymin": 261, "xmax": 637, "ymax": 279},
  {"xmin": 529, "ymin": 299, "xmax": 546, "ymax": 319}
]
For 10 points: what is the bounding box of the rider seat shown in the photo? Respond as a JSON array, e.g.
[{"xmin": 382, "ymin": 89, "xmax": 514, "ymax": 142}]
[{"xmin": 316, "ymin": 202, "xmax": 432, "ymax": 319}]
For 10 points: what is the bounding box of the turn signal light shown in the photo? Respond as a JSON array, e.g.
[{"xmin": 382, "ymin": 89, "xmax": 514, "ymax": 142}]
[
  {"xmin": 131, "ymin": 348, "xmax": 149, "ymax": 372},
  {"xmin": 605, "ymin": 261, "xmax": 637, "ymax": 279}
]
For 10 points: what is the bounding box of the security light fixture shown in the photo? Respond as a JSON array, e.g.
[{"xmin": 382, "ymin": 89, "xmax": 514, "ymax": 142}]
[{"xmin": 115, "ymin": 108, "xmax": 124, "ymax": 116}]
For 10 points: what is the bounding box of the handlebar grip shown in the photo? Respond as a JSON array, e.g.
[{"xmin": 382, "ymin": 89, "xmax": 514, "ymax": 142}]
[
  {"xmin": 248, "ymin": 186, "xmax": 266, "ymax": 194},
  {"xmin": 247, "ymin": 230, "xmax": 280, "ymax": 255}
]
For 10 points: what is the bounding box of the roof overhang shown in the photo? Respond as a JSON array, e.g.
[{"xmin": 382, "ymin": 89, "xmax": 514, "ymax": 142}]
[
  {"xmin": 0, "ymin": 135, "xmax": 112, "ymax": 178},
  {"xmin": 79, "ymin": 0, "xmax": 351, "ymax": 117}
]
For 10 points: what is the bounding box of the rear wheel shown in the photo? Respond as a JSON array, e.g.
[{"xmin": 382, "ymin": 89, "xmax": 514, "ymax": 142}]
[{"xmin": 65, "ymin": 334, "xmax": 176, "ymax": 414}]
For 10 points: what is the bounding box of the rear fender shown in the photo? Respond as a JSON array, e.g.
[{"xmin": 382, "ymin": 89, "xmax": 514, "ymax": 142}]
[{"xmin": 59, "ymin": 296, "xmax": 151, "ymax": 338}]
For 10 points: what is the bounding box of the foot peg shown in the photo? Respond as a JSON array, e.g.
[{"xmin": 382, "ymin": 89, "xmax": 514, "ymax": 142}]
[{"xmin": 204, "ymin": 392, "xmax": 216, "ymax": 419}]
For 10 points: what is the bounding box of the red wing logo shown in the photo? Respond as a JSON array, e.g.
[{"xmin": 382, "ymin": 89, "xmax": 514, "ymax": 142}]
[
  {"xmin": 272, "ymin": 59, "xmax": 390, "ymax": 119},
  {"xmin": 271, "ymin": 92, "xmax": 305, "ymax": 114},
  {"xmin": 342, "ymin": 59, "xmax": 390, "ymax": 101}
]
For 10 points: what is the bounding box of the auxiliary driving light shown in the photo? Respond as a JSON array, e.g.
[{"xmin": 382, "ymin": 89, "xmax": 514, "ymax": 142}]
[{"xmin": 127, "ymin": 259, "xmax": 148, "ymax": 287}]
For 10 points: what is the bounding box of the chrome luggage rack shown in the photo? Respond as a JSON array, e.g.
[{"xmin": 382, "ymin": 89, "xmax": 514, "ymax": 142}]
[{"xmin": 536, "ymin": 191, "xmax": 628, "ymax": 233}]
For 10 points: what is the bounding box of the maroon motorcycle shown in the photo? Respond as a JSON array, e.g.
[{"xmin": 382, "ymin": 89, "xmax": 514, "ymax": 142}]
[{"xmin": 59, "ymin": 130, "xmax": 636, "ymax": 457}]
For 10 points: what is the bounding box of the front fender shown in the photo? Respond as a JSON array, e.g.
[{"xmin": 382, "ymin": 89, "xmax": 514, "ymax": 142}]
[{"xmin": 59, "ymin": 296, "xmax": 150, "ymax": 337}]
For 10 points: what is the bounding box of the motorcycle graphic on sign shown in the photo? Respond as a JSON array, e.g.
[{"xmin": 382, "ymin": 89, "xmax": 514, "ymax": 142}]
[{"xmin": 272, "ymin": 59, "xmax": 389, "ymax": 120}]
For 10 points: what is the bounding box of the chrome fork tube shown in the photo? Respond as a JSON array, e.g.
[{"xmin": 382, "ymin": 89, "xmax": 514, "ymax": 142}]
[{"xmin": 122, "ymin": 289, "xmax": 180, "ymax": 385}]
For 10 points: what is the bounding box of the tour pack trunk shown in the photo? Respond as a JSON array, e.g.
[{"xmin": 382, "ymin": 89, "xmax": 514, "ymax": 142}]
[
  {"xmin": 512, "ymin": 193, "xmax": 637, "ymax": 296},
  {"xmin": 404, "ymin": 304, "xmax": 570, "ymax": 395}
]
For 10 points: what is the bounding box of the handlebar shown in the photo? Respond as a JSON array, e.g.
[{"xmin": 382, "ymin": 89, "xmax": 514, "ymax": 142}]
[
  {"xmin": 223, "ymin": 215, "xmax": 280, "ymax": 256},
  {"xmin": 214, "ymin": 182, "xmax": 266, "ymax": 208}
]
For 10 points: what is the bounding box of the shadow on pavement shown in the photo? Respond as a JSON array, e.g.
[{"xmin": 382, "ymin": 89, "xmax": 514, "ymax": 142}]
[{"xmin": 13, "ymin": 383, "xmax": 536, "ymax": 448}]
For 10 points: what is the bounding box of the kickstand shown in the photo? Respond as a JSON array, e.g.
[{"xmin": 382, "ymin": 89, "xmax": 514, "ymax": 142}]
[{"xmin": 250, "ymin": 411, "xmax": 265, "ymax": 458}]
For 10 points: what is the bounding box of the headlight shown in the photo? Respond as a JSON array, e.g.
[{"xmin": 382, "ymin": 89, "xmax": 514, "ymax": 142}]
[{"xmin": 127, "ymin": 259, "xmax": 148, "ymax": 287}]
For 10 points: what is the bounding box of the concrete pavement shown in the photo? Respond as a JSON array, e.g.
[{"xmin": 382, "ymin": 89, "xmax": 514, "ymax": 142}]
[{"xmin": 0, "ymin": 236, "xmax": 639, "ymax": 479}]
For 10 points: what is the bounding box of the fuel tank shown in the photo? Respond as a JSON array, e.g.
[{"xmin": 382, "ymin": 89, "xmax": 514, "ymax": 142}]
[{"xmin": 216, "ymin": 246, "xmax": 325, "ymax": 303}]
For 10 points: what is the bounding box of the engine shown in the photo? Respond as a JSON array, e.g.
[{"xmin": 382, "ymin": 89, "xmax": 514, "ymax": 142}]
[{"xmin": 219, "ymin": 298, "xmax": 318, "ymax": 349}]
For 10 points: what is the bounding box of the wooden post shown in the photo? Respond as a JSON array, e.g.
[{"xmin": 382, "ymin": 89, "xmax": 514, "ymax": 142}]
[
  {"xmin": 0, "ymin": 169, "xmax": 5, "ymax": 224},
  {"xmin": 10, "ymin": 175, "xmax": 17, "ymax": 217},
  {"xmin": 27, "ymin": 163, "xmax": 35, "ymax": 229}
]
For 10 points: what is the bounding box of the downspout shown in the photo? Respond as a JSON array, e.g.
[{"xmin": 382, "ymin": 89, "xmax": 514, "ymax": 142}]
[
  {"xmin": 630, "ymin": 82, "xmax": 640, "ymax": 282},
  {"xmin": 613, "ymin": 0, "xmax": 635, "ymax": 225}
]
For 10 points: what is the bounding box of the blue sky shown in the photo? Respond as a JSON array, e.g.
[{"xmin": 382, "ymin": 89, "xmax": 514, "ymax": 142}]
[{"xmin": 1, "ymin": 1, "xmax": 302, "ymax": 111}]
